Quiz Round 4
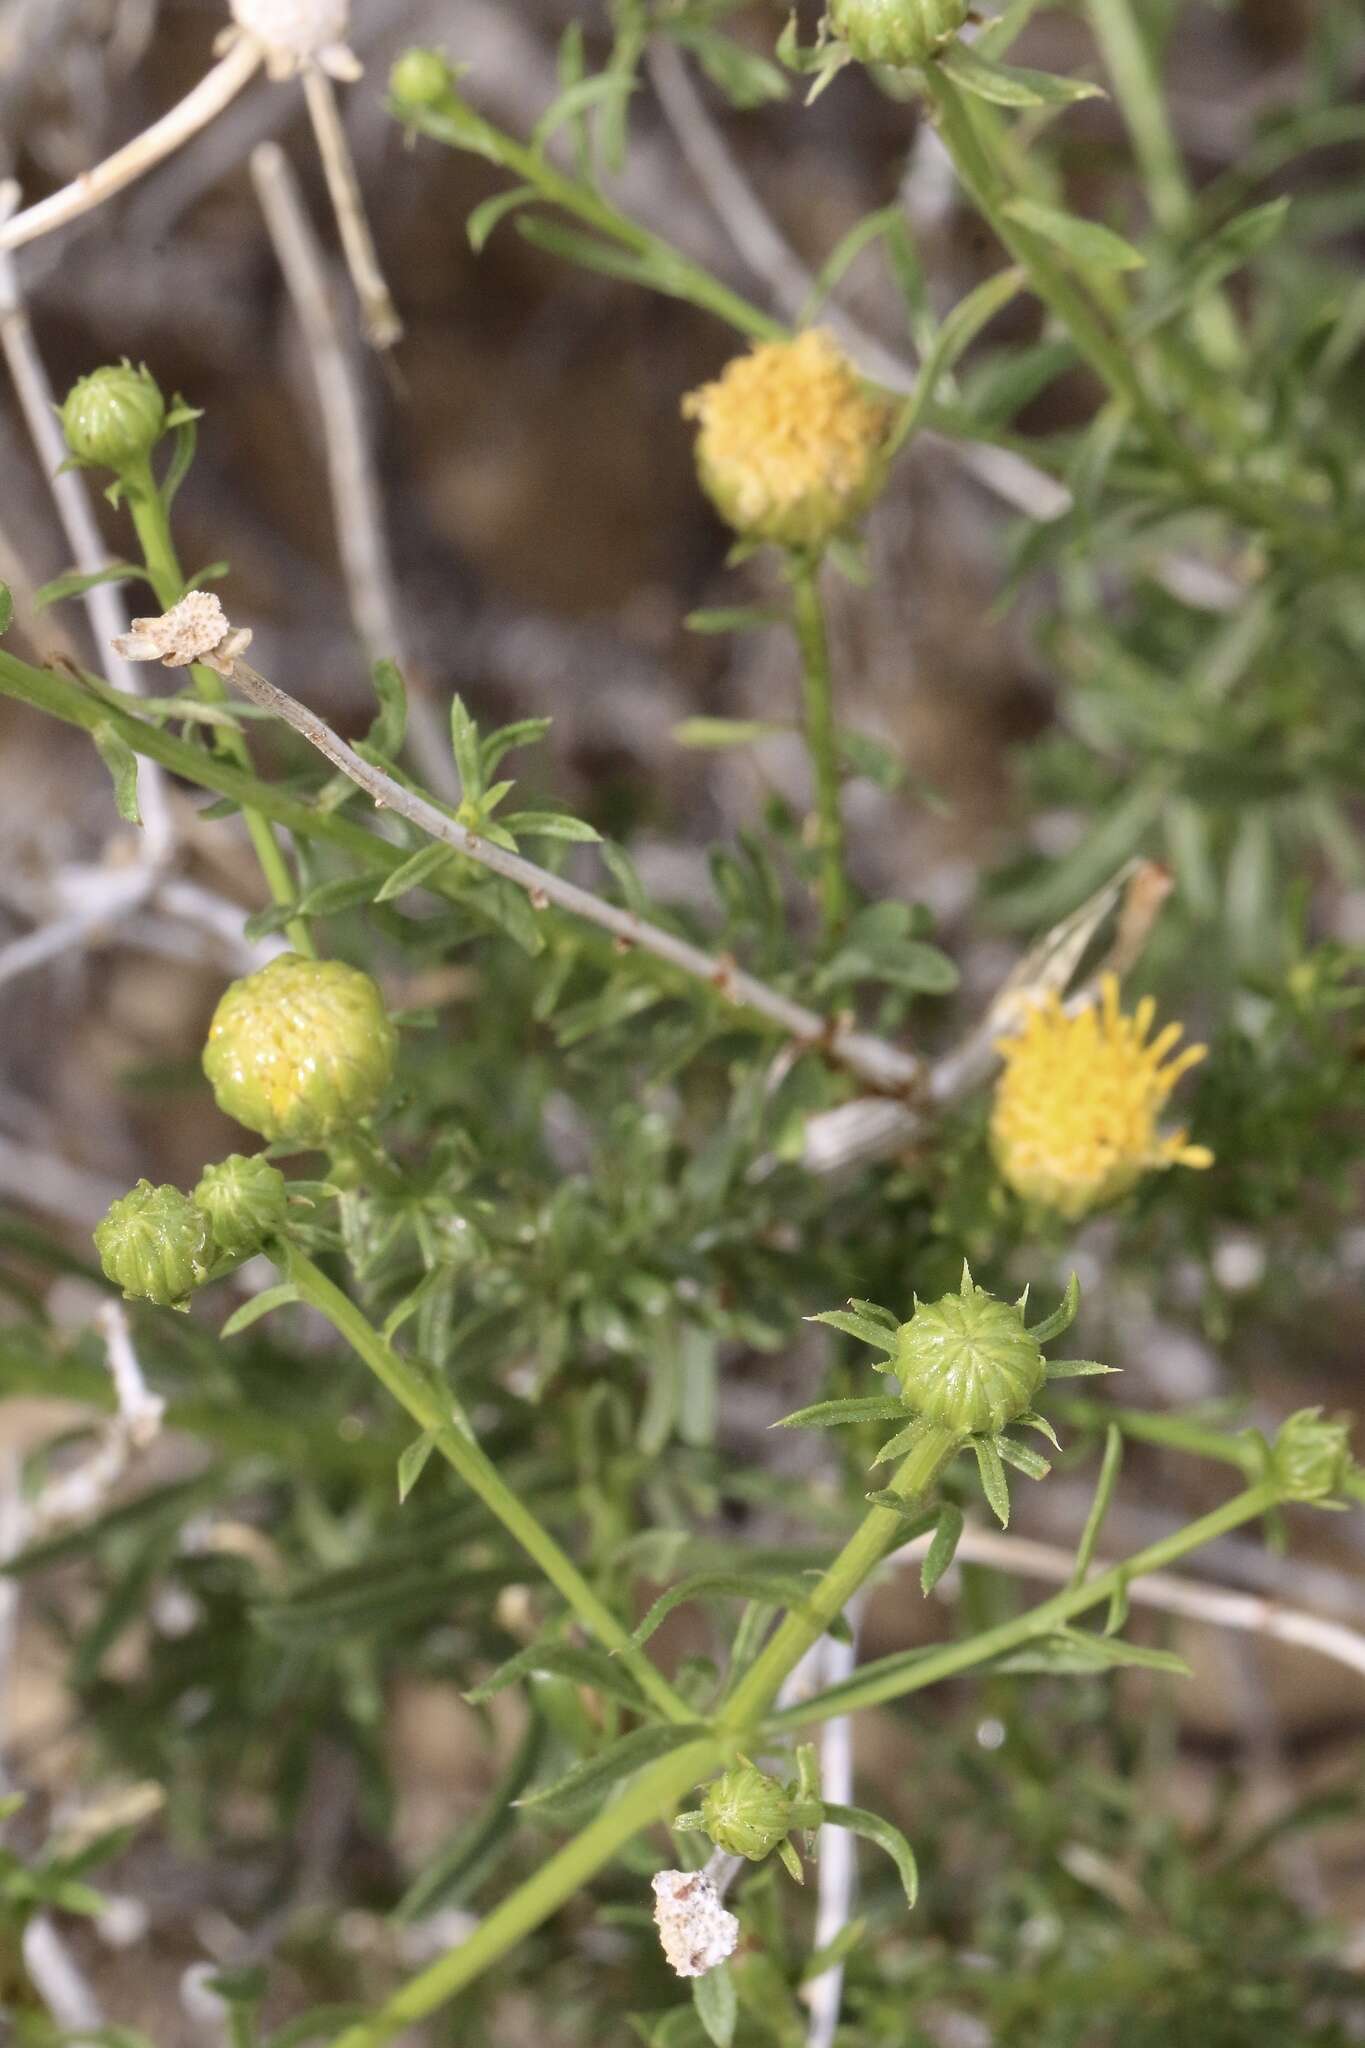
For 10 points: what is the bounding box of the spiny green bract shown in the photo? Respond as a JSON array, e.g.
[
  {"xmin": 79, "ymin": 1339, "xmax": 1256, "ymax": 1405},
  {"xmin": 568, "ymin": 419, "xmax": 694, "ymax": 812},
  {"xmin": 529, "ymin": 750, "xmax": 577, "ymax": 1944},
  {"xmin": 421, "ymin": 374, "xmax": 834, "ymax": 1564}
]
[{"xmin": 194, "ymin": 1154, "xmax": 290, "ymax": 1261}]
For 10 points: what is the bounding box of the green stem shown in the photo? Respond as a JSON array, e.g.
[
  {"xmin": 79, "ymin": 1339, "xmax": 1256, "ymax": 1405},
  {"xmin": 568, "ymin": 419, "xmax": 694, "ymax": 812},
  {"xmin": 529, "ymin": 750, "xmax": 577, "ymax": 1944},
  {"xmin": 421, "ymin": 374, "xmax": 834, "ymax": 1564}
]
[
  {"xmin": 720, "ymin": 1422, "xmax": 963, "ymax": 1732},
  {"xmin": 125, "ymin": 464, "xmax": 314, "ymax": 957},
  {"xmin": 1084, "ymin": 0, "xmax": 1240, "ymax": 367},
  {"xmin": 789, "ymin": 557, "xmax": 849, "ymax": 941},
  {"xmin": 283, "ymin": 1248, "xmax": 694, "ymax": 1726},
  {"xmin": 405, "ymin": 92, "xmax": 782, "ymax": 344},
  {"xmin": 766, "ymin": 1478, "xmax": 1282, "ymax": 1731},
  {"xmin": 328, "ymin": 1737, "xmax": 718, "ymax": 2048}
]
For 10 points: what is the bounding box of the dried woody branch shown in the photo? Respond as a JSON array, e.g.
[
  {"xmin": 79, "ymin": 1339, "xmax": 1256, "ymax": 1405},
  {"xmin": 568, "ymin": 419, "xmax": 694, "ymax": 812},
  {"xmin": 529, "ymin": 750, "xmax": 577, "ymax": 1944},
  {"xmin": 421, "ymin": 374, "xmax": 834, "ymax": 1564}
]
[{"xmin": 219, "ymin": 647, "xmax": 924, "ymax": 1096}]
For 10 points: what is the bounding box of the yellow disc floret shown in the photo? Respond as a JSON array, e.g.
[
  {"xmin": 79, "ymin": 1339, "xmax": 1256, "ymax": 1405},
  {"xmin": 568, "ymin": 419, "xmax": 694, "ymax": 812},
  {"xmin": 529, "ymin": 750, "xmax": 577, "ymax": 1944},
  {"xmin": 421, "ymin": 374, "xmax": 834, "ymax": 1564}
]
[
  {"xmin": 681, "ymin": 329, "xmax": 890, "ymax": 551},
  {"xmin": 203, "ymin": 953, "xmax": 396, "ymax": 1146},
  {"xmin": 990, "ymin": 974, "xmax": 1213, "ymax": 1221}
]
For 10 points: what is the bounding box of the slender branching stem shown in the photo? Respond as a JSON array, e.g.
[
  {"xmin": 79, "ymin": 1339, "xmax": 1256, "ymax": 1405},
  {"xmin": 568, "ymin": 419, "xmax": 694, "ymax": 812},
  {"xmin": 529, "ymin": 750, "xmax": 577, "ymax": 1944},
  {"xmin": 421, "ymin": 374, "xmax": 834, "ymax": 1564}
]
[
  {"xmin": 284, "ymin": 1248, "xmax": 694, "ymax": 1725},
  {"xmin": 789, "ymin": 557, "xmax": 849, "ymax": 941},
  {"xmin": 124, "ymin": 472, "xmax": 314, "ymax": 956}
]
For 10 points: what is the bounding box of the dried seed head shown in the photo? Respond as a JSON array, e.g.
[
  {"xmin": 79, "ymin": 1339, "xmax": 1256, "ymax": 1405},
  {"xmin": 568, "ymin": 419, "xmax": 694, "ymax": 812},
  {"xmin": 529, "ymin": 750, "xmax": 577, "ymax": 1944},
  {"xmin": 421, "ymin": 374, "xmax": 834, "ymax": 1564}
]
[
  {"xmin": 61, "ymin": 362, "xmax": 166, "ymax": 471},
  {"xmin": 193, "ymin": 1154, "xmax": 290, "ymax": 1260},
  {"xmin": 94, "ymin": 1181, "xmax": 213, "ymax": 1310},
  {"xmin": 895, "ymin": 1268, "xmax": 1047, "ymax": 1436},
  {"xmin": 991, "ymin": 974, "xmax": 1213, "ymax": 1221},
  {"xmin": 828, "ymin": 0, "xmax": 970, "ymax": 67},
  {"xmin": 651, "ymin": 1870, "xmax": 740, "ymax": 1979},
  {"xmin": 112, "ymin": 592, "xmax": 253, "ymax": 677},
  {"xmin": 682, "ymin": 330, "xmax": 890, "ymax": 551},
  {"xmin": 229, "ymin": 0, "xmax": 361, "ymax": 80},
  {"xmin": 203, "ymin": 953, "xmax": 397, "ymax": 1146}
]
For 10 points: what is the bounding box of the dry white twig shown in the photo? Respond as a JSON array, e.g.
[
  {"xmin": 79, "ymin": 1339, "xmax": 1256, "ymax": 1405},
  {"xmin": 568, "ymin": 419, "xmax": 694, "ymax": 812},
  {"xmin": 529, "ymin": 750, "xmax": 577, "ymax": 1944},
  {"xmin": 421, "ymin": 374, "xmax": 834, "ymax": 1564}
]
[
  {"xmin": 29, "ymin": 1301, "xmax": 165, "ymax": 1533},
  {"xmin": 300, "ymin": 66, "xmax": 402, "ymax": 350},
  {"xmin": 0, "ymin": 35, "xmax": 263, "ymax": 252},
  {"xmin": 215, "ymin": 645, "xmax": 925, "ymax": 1096},
  {"xmin": 803, "ymin": 1613, "xmax": 861, "ymax": 2048},
  {"xmin": 249, "ymin": 141, "xmax": 455, "ymax": 795},
  {"xmin": 0, "ymin": 185, "xmax": 173, "ymax": 854},
  {"xmin": 894, "ymin": 1524, "xmax": 1365, "ymax": 1682}
]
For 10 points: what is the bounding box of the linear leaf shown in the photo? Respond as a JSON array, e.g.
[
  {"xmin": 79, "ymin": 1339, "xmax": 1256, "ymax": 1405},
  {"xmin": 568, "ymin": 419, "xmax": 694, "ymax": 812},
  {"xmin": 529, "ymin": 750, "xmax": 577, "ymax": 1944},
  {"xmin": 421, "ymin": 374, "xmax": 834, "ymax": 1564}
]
[
  {"xmin": 692, "ymin": 1963, "xmax": 737, "ymax": 2048},
  {"xmin": 1002, "ymin": 197, "xmax": 1145, "ymax": 271},
  {"xmin": 220, "ymin": 1284, "xmax": 299, "ymax": 1337},
  {"xmin": 774, "ymin": 1396, "xmax": 907, "ymax": 1430},
  {"xmin": 937, "ymin": 41, "xmax": 1104, "ymax": 106},
  {"xmin": 1028, "ymin": 1272, "xmax": 1081, "ymax": 1345},
  {"xmin": 806, "ymin": 1308, "xmax": 899, "ymax": 1355},
  {"xmin": 465, "ymin": 1638, "xmax": 648, "ymax": 1711},
  {"xmin": 920, "ymin": 1502, "xmax": 964, "ymax": 1596},
  {"xmin": 973, "ymin": 1436, "xmax": 1011, "ymax": 1526},
  {"xmin": 629, "ymin": 1570, "xmax": 814, "ymax": 1649},
  {"xmin": 820, "ymin": 1803, "xmax": 919, "ymax": 1910},
  {"xmin": 518, "ymin": 1722, "xmax": 709, "ymax": 1820}
]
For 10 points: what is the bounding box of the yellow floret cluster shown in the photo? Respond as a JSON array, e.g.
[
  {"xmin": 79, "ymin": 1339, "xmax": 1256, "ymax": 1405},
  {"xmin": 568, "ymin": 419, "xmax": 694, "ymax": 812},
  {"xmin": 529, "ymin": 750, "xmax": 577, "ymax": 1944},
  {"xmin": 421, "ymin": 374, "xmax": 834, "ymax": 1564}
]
[
  {"xmin": 682, "ymin": 329, "xmax": 890, "ymax": 550},
  {"xmin": 990, "ymin": 974, "xmax": 1213, "ymax": 1221}
]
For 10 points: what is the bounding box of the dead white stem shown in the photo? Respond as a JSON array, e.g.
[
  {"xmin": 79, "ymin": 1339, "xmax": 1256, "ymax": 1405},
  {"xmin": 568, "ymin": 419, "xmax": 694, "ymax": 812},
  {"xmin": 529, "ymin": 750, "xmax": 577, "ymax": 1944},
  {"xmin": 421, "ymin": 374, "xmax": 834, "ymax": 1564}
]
[
  {"xmin": 21, "ymin": 1917, "xmax": 105, "ymax": 2034},
  {"xmin": 0, "ymin": 35, "xmax": 263, "ymax": 251},
  {"xmin": 221, "ymin": 653, "xmax": 925, "ymax": 1096},
  {"xmin": 0, "ymin": 197, "xmax": 173, "ymax": 854},
  {"xmin": 249, "ymin": 141, "xmax": 455, "ymax": 795},
  {"xmin": 301, "ymin": 67, "xmax": 402, "ymax": 350},
  {"xmin": 895, "ymin": 1524, "xmax": 1365, "ymax": 1682},
  {"xmin": 0, "ymin": 1135, "xmax": 122, "ymax": 1227},
  {"xmin": 31, "ymin": 1302, "xmax": 165, "ymax": 1533},
  {"xmin": 804, "ymin": 1615, "xmax": 861, "ymax": 2048}
]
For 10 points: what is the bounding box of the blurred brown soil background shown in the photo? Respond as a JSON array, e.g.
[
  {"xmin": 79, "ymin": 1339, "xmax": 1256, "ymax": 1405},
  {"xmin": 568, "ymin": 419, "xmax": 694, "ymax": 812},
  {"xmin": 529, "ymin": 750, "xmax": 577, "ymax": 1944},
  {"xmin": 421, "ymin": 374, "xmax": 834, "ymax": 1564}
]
[{"xmin": 1, "ymin": 3, "xmax": 1363, "ymax": 2042}]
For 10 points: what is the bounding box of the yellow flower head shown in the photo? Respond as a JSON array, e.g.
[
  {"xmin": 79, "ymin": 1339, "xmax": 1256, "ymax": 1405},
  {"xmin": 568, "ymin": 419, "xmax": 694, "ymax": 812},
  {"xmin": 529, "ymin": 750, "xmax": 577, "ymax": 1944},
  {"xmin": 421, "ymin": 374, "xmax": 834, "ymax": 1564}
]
[
  {"xmin": 681, "ymin": 329, "xmax": 890, "ymax": 550},
  {"xmin": 990, "ymin": 974, "xmax": 1213, "ymax": 1221}
]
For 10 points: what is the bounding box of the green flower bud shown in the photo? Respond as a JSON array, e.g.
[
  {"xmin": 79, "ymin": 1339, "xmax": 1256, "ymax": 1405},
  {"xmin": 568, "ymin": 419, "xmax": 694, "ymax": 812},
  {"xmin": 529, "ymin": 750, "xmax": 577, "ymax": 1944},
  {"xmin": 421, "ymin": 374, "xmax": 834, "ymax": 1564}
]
[
  {"xmin": 203, "ymin": 953, "xmax": 396, "ymax": 1147},
  {"xmin": 61, "ymin": 363, "xmax": 165, "ymax": 471},
  {"xmin": 828, "ymin": 0, "xmax": 970, "ymax": 67},
  {"xmin": 1270, "ymin": 1408, "xmax": 1353, "ymax": 1506},
  {"xmin": 700, "ymin": 1764, "xmax": 795, "ymax": 1862},
  {"xmin": 193, "ymin": 1154, "xmax": 290, "ymax": 1261},
  {"xmin": 894, "ymin": 1267, "xmax": 1046, "ymax": 1436},
  {"xmin": 94, "ymin": 1180, "xmax": 212, "ymax": 1310},
  {"xmin": 390, "ymin": 46, "xmax": 452, "ymax": 106}
]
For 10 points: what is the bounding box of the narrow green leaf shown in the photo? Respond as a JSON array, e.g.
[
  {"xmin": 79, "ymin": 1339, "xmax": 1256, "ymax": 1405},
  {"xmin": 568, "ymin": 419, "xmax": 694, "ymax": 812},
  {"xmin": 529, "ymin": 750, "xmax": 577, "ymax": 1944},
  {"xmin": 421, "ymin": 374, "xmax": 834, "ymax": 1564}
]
[
  {"xmin": 516, "ymin": 215, "xmax": 659, "ymax": 290},
  {"xmin": 994, "ymin": 1628, "xmax": 1190, "ymax": 1678},
  {"xmin": 937, "ymin": 41, "xmax": 1105, "ymax": 106},
  {"xmin": 92, "ymin": 720, "xmax": 142, "ymax": 826},
  {"xmin": 807, "ymin": 1308, "xmax": 899, "ymax": 1355},
  {"xmin": 872, "ymin": 1419, "xmax": 931, "ymax": 1467},
  {"xmin": 692, "ymin": 1962, "xmax": 737, "ymax": 2048},
  {"xmin": 1002, "ymin": 197, "xmax": 1145, "ymax": 270},
  {"xmin": 995, "ymin": 1436, "xmax": 1050, "ymax": 1481},
  {"xmin": 36, "ymin": 561, "xmax": 144, "ymax": 610},
  {"xmin": 449, "ymin": 694, "xmax": 483, "ymax": 799},
  {"xmin": 1044, "ymin": 1358, "xmax": 1120, "ymax": 1378},
  {"xmin": 921, "ymin": 1503, "xmax": 964, "ymax": 1596},
  {"xmin": 629, "ymin": 1570, "xmax": 814, "ymax": 1649},
  {"xmin": 220, "ymin": 1285, "xmax": 299, "ymax": 1338},
  {"xmin": 774, "ymin": 1396, "xmax": 907, "ymax": 1430},
  {"xmin": 397, "ymin": 1432, "xmax": 436, "ymax": 1504},
  {"xmin": 820, "ymin": 1803, "xmax": 919, "ymax": 1910},
  {"xmin": 0, "ymin": 584, "xmax": 10, "ymax": 634},
  {"xmin": 973, "ymin": 1437, "xmax": 1011, "ymax": 1526},
  {"xmin": 373, "ymin": 841, "xmax": 454, "ymax": 902},
  {"xmin": 465, "ymin": 1638, "xmax": 647, "ymax": 1711},
  {"xmin": 1028, "ymin": 1272, "xmax": 1081, "ymax": 1345},
  {"xmin": 672, "ymin": 716, "xmax": 790, "ymax": 749},
  {"xmin": 1071, "ymin": 1423, "xmax": 1123, "ymax": 1585},
  {"xmin": 518, "ymin": 1722, "xmax": 710, "ymax": 1820},
  {"xmin": 499, "ymin": 809, "xmax": 601, "ymax": 843},
  {"xmin": 889, "ymin": 265, "xmax": 1025, "ymax": 452},
  {"xmin": 481, "ymin": 716, "xmax": 553, "ymax": 777},
  {"xmin": 683, "ymin": 607, "xmax": 783, "ymax": 635},
  {"xmin": 468, "ymin": 183, "xmax": 536, "ymax": 251}
]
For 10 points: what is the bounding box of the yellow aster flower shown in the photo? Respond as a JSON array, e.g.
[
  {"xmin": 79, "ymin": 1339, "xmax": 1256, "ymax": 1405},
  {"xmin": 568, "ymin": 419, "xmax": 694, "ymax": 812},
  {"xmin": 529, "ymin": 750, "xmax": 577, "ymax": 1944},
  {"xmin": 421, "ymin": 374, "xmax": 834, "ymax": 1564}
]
[
  {"xmin": 681, "ymin": 329, "xmax": 890, "ymax": 551},
  {"xmin": 990, "ymin": 974, "xmax": 1213, "ymax": 1221}
]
